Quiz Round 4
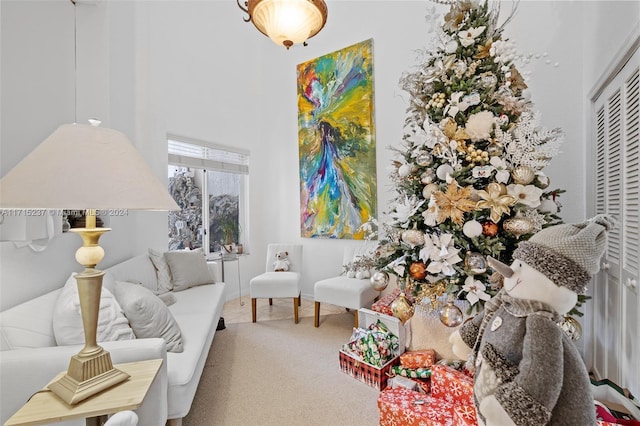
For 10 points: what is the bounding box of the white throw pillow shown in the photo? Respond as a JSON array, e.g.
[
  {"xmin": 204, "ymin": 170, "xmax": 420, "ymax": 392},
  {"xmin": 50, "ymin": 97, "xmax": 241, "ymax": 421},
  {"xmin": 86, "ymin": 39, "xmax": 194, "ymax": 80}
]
[
  {"xmin": 53, "ymin": 273, "xmax": 135, "ymax": 346},
  {"xmin": 113, "ymin": 281, "xmax": 184, "ymax": 352},
  {"xmin": 164, "ymin": 250, "xmax": 214, "ymax": 292},
  {"xmin": 148, "ymin": 248, "xmax": 173, "ymax": 294}
]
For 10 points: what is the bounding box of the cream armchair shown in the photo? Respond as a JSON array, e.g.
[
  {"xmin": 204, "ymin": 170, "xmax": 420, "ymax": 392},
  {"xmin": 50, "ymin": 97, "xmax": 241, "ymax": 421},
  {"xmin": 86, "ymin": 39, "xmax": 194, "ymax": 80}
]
[
  {"xmin": 313, "ymin": 245, "xmax": 380, "ymax": 328},
  {"xmin": 249, "ymin": 244, "xmax": 303, "ymax": 323}
]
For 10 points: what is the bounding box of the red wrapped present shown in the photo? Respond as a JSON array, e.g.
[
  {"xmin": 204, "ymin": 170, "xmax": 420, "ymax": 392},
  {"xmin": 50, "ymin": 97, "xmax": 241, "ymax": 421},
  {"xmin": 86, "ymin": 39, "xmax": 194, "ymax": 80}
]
[
  {"xmin": 378, "ymin": 388, "xmax": 455, "ymax": 426},
  {"xmin": 453, "ymin": 405, "xmax": 477, "ymax": 426},
  {"xmin": 431, "ymin": 364, "xmax": 474, "ymax": 406},
  {"xmin": 401, "ymin": 349, "xmax": 437, "ymax": 369}
]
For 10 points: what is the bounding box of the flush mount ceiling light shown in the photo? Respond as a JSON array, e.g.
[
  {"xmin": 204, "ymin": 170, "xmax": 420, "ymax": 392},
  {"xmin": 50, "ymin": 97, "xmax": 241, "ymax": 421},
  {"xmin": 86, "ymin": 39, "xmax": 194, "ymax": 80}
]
[{"xmin": 238, "ymin": 0, "xmax": 328, "ymax": 50}]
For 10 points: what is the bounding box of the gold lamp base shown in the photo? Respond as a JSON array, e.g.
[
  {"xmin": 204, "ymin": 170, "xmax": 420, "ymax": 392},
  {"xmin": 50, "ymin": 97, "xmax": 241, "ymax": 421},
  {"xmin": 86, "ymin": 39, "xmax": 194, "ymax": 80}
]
[
  {"xmin": 48, "ymin": 351, "xmax": 130, "ymax": 405},
  {"xmin": 47, "ymin": 218, "xmax": 129, "ymax": 405}
]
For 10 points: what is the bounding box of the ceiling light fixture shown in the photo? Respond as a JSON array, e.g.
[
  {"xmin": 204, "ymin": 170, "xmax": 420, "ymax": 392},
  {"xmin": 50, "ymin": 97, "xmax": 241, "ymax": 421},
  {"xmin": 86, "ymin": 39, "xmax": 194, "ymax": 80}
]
[{"xmin": 237, "ymin": 0, "xmax": 328, "ymax": 50}]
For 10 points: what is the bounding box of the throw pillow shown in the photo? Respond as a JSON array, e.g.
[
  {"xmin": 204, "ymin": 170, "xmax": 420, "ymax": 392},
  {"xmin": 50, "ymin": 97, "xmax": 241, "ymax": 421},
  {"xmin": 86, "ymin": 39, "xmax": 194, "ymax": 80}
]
[
  {"xmin": 163, "ymin": 250, "xmax": 214, "ymax": 292},
  {"xmin": 53, "ymin": 273, "xmax": 135, "ymax": 346},
  {"xmin": 113, "ymin": 281, "xmax": 183, "ymax": 352},
  {"xmin": 158, "ymin": 292, "xmax": 177, "ymax": 307},
  {"xmin": 148, "ymin": 248, "xmax": 173, "ymax": 294}
]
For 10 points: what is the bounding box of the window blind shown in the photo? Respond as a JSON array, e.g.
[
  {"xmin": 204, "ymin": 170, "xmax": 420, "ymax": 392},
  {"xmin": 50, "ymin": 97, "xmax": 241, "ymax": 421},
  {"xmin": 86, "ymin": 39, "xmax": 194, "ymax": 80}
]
[{"xmin": 167, "ymin": 134, "xmax": 249, "ymax": 175}]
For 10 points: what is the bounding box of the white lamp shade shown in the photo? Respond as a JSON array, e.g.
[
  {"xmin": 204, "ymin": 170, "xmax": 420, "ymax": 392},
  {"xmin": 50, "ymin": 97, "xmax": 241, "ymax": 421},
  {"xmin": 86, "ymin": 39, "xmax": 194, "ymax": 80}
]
[
  {"xmin": 0, "ymin": 123, "xmax": 179, "ymax": 211},
  {"xmin": 252, "ymin": 0, "xmax": 326, "ymax": 47}
]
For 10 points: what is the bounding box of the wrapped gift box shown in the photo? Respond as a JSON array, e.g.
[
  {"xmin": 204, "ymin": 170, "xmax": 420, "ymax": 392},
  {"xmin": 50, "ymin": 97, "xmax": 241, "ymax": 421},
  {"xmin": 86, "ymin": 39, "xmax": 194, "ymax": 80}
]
[
  {"xmin": 450, "ymin": 403, "xmax": 621, "ymax": 426},
  {"xmin": 453, "ymin": 405, "xmax": 477, "ymax": 426},
  {"xmin": 339, "ymin": 351, "xmax": 400, "ymax": 391},
  {"xmin": 378, "ymin": 387, "xmax": 455, "ymax": 426},
  {"xmin": 371, "ymin": 289, "xmax": 414, "ymax": 316},
  {"xmin": 400, "ymin": 349, "xmax": 437, "ymax": 369},
  {"xmin": 339, "ymin": 308, "xmax": 407, "ymax": 390},
  {"xmin": 431, "ymin": 364, "xmax": 474, "ymax": 406},
  {"xmin": 388, "ymin": 375, "xmax": 431, "ymax": 394}
]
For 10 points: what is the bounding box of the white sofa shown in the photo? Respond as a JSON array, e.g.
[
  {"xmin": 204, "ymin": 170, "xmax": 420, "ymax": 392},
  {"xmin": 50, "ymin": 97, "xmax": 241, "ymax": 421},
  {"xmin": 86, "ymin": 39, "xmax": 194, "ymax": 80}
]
[{"xmin": 0, "ymin": 252, "xmax": 226, "ymax": 426}]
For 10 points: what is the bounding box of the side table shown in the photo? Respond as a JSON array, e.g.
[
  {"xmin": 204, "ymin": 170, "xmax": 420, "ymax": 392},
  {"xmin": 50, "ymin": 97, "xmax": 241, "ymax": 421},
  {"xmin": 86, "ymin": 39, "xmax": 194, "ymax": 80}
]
[
  {"xmin": 219, "ymin": 253, "xmax": 244, "ymax": 306},
  {"xmin": 5, "ymin": 359, "xmax": 163, "ymax": 426}
]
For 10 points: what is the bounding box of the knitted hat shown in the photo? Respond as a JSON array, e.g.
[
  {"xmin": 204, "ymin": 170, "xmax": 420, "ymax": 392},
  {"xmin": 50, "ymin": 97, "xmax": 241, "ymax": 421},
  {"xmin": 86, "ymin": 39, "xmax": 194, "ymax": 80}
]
[{"xmin": 512, "ymin": 214, "xmax": 615, "ymax": 294}]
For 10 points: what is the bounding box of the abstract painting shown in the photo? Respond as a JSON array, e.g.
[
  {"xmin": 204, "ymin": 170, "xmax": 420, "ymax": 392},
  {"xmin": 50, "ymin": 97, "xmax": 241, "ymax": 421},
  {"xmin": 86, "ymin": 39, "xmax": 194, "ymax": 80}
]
[{"xmin": 297, "ymin": 39, "xmax": 377, "ymax": 239}]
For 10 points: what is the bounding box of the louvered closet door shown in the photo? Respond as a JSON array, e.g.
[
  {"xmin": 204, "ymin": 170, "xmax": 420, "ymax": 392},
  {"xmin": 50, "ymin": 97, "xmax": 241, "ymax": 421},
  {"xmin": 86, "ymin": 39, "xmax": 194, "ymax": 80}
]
[{"xmin": 591, "ymin": 47, "xmax": 639, "ymax": 396}]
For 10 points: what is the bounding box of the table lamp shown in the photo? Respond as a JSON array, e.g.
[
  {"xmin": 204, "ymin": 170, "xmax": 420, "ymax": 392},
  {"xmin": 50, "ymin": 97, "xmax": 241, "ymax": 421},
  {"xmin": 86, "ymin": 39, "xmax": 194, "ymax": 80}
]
[{"xmin": 0, "ymin": 121, "xmax": 179, "ymax": 404}]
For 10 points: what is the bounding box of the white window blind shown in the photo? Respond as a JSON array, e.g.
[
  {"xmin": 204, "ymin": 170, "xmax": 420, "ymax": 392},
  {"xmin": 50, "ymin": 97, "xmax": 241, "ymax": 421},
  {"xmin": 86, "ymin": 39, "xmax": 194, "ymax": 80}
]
[{"xmin": 167, "ymin": 134, "xmax": 249, "ymax": 175}]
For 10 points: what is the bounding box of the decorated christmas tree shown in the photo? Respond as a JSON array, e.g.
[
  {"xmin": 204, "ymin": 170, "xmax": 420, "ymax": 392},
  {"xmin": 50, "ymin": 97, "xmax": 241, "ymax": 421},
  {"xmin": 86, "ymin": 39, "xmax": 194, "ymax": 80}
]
[{"xmin": 374, "ymin": 0, "xmax": 566, "ymax": 315}]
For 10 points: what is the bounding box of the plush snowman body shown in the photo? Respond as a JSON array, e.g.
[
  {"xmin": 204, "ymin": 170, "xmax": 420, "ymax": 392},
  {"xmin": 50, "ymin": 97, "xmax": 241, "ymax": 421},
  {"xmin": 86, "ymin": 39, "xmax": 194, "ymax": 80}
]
[{"xmin": 451, "ymin": 259, "xmax": 594, "ymax": 426}]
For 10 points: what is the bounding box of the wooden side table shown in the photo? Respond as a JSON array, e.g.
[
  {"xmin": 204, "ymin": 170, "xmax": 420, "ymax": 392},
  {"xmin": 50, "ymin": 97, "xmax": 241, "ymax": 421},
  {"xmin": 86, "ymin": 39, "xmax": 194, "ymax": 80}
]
[{"xmin": 5, "ymin": 359, "xmax": 163, "ymax": 426}]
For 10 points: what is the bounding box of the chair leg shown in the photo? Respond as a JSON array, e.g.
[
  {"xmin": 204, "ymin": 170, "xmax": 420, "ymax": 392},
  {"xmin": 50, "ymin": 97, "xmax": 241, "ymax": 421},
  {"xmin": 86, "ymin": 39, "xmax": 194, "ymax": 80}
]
[
  {"xmin": 298, "ymin": 292, "xmax": 301, "ymax": 306},
  {"xmin": 251, "ymin": 298, "xmax": 257, "ymax": 323},
  {"xmin": 293, "ymin": 297, "xmax": 299, "ymax": 324},
  {"xmin": 314, "ymin": 301, "xmax": 320, "ymax": 327},
  {"xmin": 269, "ymin": 298, "xmax": 273, "ymax": 305},
  {"xmin": 354, "ymin": 310, "xmax": 359, "ymax": 328}
]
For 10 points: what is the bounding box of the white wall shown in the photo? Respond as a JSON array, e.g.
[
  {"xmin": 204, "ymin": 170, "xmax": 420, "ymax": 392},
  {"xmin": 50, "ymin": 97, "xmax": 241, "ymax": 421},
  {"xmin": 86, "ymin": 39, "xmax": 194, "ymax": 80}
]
[
  {"xmin": 0, "ymin": 0, "xmax": 151, "ymax": 310},
  {"xmin": 1, "ymin": 1, "xmax": 637, "ymax": 310}
]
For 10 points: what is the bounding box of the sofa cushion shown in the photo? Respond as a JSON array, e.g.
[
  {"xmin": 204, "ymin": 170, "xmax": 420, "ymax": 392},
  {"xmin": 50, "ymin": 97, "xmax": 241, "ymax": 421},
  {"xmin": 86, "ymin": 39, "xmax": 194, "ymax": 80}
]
[
  {"xmin": 0, "ymin": 289, "xmax": 60, "ymax": 350},
  {"xmin": 105, "ymin": 254, "xmax": 160, "ymax": 294},
  {"xmin": 53, "ymin": 273, "xmax": 135, "ymax": 346},
  {"xmin": 164, "ymin": 250, "xmax": 214, "ymax": 292},
  {"xmin": 148, "ymin": 248, "xmax": 173, "ymax": 294},
  {"xmin": 166, "ymin": 282, "xmax": 225, "ymax": 418},
  {"xmin": 114, "ymin": 281, "xmax": 184, "ymax": 353}
]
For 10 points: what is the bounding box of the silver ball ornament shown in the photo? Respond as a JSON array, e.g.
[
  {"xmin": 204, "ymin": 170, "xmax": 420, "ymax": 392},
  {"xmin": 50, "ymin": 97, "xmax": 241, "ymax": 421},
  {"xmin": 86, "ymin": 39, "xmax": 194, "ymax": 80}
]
[
  {"xmin": 439, "ymin": 301, "xmax": 464, "ymax": 327},
  {"xmin": 370, "ymin": 271, "xmax": 390, "ymax": 291}
]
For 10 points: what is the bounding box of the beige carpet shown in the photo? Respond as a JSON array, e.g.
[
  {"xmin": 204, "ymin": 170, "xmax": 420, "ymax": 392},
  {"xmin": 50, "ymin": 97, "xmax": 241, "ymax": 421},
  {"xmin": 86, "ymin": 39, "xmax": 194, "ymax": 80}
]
[{"xmin": 183, "ymin": 313, "xmax": 381, "ymax": 425}]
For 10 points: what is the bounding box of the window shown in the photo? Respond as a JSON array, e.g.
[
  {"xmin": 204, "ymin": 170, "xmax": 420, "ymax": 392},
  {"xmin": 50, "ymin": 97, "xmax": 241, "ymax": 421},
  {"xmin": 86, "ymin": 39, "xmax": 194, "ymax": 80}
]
[{"xmin": 167, "ymin": 135, "xmax": 249, "ymax": 258}]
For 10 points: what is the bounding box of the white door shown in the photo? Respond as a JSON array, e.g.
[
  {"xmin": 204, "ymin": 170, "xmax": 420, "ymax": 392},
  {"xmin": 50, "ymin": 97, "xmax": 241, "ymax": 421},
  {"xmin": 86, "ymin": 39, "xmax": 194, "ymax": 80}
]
[{"xmin": 590, "ymin": 47, "xmax": 639, "ymax": 396}]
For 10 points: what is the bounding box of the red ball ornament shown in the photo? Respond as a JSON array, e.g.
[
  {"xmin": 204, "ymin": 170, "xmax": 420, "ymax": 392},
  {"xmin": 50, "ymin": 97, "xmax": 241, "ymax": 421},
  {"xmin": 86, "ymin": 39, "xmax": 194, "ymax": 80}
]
[
  {"xmin": 482, "ymin": 221, "xmax": 499, "ymax": 237},
  {"xmin": 409, "ymin": 261, "xmax": 427, "ymax": 280}
]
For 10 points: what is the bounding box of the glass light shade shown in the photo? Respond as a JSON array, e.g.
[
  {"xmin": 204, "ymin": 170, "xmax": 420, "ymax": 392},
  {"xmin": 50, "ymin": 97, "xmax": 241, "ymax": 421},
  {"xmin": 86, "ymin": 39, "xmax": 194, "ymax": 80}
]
[{"xmin": 250, "ymin": 0, "xmax": 327, "ymax": 48}]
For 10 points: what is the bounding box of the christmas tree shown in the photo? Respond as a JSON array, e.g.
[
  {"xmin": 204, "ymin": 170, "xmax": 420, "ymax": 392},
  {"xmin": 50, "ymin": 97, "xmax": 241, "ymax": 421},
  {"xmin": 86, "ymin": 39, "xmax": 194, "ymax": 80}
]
[{"xmin": 374, "ymin": 0, "xmax": 565, "ymax": 313}]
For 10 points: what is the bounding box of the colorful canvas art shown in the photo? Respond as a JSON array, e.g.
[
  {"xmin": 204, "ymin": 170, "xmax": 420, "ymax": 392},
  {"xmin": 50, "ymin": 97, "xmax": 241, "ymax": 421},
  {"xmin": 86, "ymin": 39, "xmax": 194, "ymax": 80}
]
[{"xmin": 297, "ymin": 39, "xmax": 377, "ymax": 239}]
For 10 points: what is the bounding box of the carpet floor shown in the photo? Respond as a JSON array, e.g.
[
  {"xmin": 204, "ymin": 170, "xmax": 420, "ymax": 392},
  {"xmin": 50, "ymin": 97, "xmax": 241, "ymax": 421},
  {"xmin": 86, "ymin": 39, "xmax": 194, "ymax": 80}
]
[{"xmin": 183, "ymin": 312, "xmax": 381, "ymax": 426}]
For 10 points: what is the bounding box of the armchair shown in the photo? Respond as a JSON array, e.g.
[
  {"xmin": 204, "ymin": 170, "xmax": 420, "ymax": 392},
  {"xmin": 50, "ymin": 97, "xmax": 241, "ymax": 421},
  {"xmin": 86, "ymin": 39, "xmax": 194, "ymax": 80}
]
[
  {"xmin": 249, "ymin": 244, "xmax": 303, "ymax": 323},
  {"xmin": 314, "ymin": 245, "xmax": 380, "ymax": 328}
]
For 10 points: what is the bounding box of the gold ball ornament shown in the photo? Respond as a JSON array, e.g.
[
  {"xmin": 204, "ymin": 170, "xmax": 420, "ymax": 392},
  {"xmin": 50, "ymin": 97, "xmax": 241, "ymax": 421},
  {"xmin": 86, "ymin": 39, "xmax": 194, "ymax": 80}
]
[
  {"xmin": 486, "ymin": 141, "xmax": 503, "ymax": 157},
  {"xmin": 420, "ymin": 169, "xmax": 436, "ymax": 184},
  {"xmin": 370, "ymin": 271, "xmax": 390, "ymax": 291},
  {"xmin": 464, "ymin": 252, "xmax": 487, "ymax": 274},
  {"xmin": 558, "ymin": 316, "xmax": 583, "ymax": 341},
  {"xmin": 511, "ymin": 165, "xmax": 536, "ymax": 185},
  {"xmin": 535, "ymin": 174, "xmax": 550, "ymax": 189},
  {"xmin": 391, "ymin": 292, "xmax": 415, "ymax": 325},
  {"xmin": 416, "ymin": 152, "xmax": 434, "ymax": 167},
  {"xmin": 482, "ymin": 221, "xmax": 499, "ymax": 237},
  {"xmin": 503, "ymin": 213, "xmax": 535, "ymax": 238},
  {"xmin": 409, "ymin": 261, "xmax": 427, "ymax": 280},
  {"xmin": 439, "ymin": 301, "xmax": 464, "ymax": 327},
  {"xmin": 423, "ymin": 183, "xmax": 439, "ymax": 199}
]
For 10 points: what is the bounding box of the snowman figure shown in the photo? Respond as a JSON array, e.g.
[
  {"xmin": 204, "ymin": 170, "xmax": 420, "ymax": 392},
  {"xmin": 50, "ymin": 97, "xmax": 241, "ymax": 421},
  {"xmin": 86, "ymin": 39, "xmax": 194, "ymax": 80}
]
[{"xmin": 450, "ymin": 215, "xmax": 613, "ymax": 426}]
